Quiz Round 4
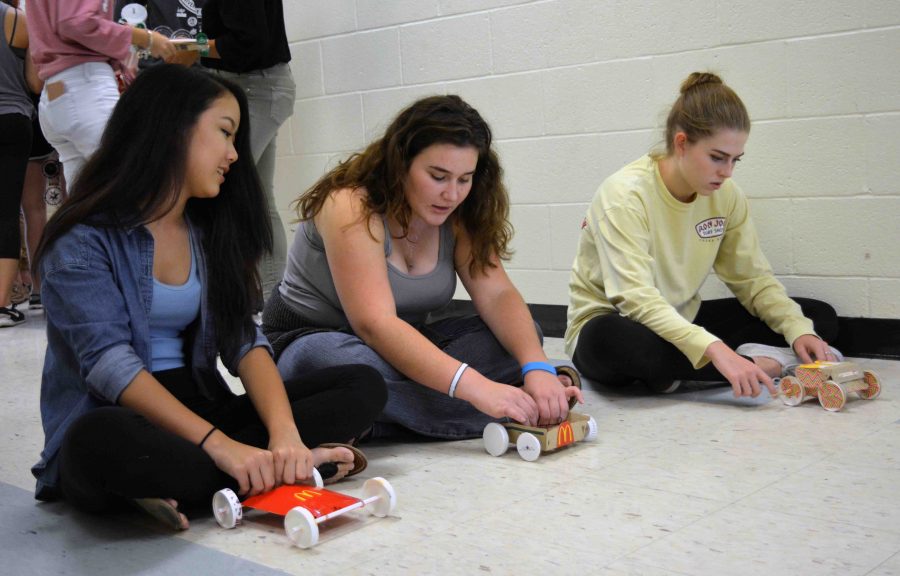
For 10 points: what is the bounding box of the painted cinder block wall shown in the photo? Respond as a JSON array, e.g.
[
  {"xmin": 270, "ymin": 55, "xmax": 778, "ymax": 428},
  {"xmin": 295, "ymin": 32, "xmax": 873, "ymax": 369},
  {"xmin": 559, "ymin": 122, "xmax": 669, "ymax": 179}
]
[{"xmin": 273, "ymin": 0, "xmax": 900, "ymax": 319}]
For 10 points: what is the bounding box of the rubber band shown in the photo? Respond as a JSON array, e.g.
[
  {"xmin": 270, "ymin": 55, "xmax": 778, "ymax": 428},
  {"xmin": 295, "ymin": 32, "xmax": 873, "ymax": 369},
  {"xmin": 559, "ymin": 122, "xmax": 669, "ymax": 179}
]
[{"xmin": 199, "ymin": 425, "xmax": 217, "ymax": 448}]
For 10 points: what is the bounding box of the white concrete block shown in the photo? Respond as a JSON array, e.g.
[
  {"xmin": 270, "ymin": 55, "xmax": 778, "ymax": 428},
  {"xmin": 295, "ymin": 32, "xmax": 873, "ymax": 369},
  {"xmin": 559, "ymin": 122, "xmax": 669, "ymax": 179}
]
[
  {"xmin": 289, "ymin": 42, "xmax": 324, "ymax": 99},
  {"xmin": 791, "ymin": 198, "xmax": 900, "ymax": 277},
  {"xmin": 362, "ymin": 85, "xmax": 447, "ymax": 141},
  {"xmin": 273, "ymin": 154, "xmax": 330, "ymax": 213},
  {"xmin": 490, "ymin": 0, "xmax": 634, "ymax": 72},
  {"xmin": 489, "ymin": 2, "xmax": 557, "ymax": 74},
  {"xmin": 447, "ymin": 73, "xmax": 544, "ymax": 139},
  {"xmin": 508, "ymin": 206, "xmax": 551, "ymax": 269},
  {"xmin": 736, "ymin": 117, "xmax": 867, "ymax": 198},
  {"xmin": 549, "ymin": 204, "xmax": 590, "ymax": 271},
  {"xmin": 745, "ymin": 199, "xmax": 795, "ymax": 274},
  {"xmin": 787, "ymin": 29, "xmax": 900, "ymax": 116},
  {"xmin": 543, "ymin": 60, "xmax": 654, "ymax": 134},
  {"xmin": 599, "ymin": 1, "xmax": 720, "ymax": 60},
  {"xmin": 400, "ymin": 14, "xmax": 492, "ymax": 84},
  {"xmin": 321, "ymin": 29, "xmax": 401, "ymax": 94},
  {"xmin": 870, "ymin": 279, "xmax": 900, "ymax": 319},
  {"xmin": 778, "ymin": 276, "xmax": 870, "ymax": 317},
  {"xmin": 287, "ymin": 0, "xmax": 357, "ymax": 41},
  {"xmin": 718, "ymin": 0, "xmax": 863, "ymax": 43},
  {"xmin": 292, "ymin": 94, "xmax": 365, "ymax": 154},
  {"xmin": 356, "ymin": 0, "xmax": 439, "ymax": 29},
  {"xmin": 505, "ymin": 269, "xmax": 572, "ymax": 306},
  {"xmin": 498, "ymin": 131, "xmax": 655, "ymax": 206},
  {"xmin": 865, "ymin": 113, "xmax": 900, "ymax": 195},
  {"xmin": 439, "ymin": 0, "xmax": 529, "ymax": 16},
  {"xmin": 651, "ymin": 42, "xmax": 789, "ymax": 123}
]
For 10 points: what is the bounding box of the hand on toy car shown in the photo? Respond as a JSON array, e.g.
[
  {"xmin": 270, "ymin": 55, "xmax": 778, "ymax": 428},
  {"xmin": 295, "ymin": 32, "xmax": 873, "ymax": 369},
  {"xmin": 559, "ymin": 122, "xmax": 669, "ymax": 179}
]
[
  {"xmin": 268, "ymin": 426, "xmax": 315, "ymax": 486},
  {"xmin": 459, "ymin": 376, "xmax": 539, "ymax": 426},
  {"xmin": 523, "ymin": 370, "xmax": 582, "ymax": 426},
  {"xmin": 203, "ymin": 432, "xmax": 276, "ymax": 496}
]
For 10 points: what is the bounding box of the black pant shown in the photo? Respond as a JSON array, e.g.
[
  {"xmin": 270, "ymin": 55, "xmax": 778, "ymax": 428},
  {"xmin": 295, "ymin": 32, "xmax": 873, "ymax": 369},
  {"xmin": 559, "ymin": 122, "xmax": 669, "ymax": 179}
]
[
  {"xmin": 58, "ymin": 364, "xmax": 386, "ymax": 513},
  {"xmin": 572, "ymin": 297, "xmax": 839, "ymax": 390}
]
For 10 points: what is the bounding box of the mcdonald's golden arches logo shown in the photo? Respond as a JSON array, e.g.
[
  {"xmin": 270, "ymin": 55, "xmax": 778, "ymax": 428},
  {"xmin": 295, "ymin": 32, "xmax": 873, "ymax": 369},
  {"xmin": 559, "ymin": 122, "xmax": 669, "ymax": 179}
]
[{"xmin": 557, "ymin": 422, "xmax": 574, "ymax": 447}]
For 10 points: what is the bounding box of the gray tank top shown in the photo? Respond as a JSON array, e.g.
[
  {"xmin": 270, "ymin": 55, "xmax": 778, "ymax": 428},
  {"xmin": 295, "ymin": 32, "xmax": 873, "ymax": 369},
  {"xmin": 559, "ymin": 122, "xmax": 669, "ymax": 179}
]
[
  {"xmin": 0, "ymin": 4, "xmax": 33, "ymax": 118},
  {"xmin": 279, "ymin": 216, "xmax": 457, "ymax": 328}
]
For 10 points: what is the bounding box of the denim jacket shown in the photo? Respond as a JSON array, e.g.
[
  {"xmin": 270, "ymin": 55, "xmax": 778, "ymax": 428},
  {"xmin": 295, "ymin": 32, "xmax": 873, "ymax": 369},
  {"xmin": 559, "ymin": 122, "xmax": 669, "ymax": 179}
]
[{"xmin": 32, "ymin": 219, "xmax": 271, "ymax": 499}]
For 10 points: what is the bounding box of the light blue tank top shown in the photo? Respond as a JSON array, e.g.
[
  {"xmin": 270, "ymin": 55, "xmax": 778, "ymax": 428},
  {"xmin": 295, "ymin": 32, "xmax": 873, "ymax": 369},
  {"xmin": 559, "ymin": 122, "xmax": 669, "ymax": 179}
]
[
  {"xmin": 279, "ymin": 217, "xmax": 457, "ymax": 328},
  {"xmin": 149, "ymin": 239, "xmax": 201, "ymax": 372}
]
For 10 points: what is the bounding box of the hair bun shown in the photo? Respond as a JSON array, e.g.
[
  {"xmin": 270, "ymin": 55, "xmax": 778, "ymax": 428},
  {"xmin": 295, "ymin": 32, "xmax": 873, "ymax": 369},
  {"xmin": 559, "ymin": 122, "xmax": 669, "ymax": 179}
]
[{"xmin": 680, "ymin": 72, "xmax": 723, "ymax": 94}]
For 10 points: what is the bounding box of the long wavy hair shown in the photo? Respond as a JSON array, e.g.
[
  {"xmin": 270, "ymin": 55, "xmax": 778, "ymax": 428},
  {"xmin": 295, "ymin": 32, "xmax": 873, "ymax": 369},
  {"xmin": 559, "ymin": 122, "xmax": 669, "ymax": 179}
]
[
  {"xmin": 36, "ymin": 64, "xmax": 271, "ymax": 360},
  {"xmin": 294, "ymin": 95, "xmax": 512, "ymax": 276}
]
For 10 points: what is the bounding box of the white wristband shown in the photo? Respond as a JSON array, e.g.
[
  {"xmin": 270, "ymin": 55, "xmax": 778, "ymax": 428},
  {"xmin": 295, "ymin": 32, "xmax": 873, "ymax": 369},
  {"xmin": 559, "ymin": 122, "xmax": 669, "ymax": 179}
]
[{"xmin": 448, "ymin": 362, "xmax": 468, "ymax": 399}]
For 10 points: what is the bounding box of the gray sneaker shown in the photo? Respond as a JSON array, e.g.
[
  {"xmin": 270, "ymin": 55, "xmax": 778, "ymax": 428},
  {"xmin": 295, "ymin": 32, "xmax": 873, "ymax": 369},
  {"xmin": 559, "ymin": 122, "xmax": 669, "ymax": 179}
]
[{"xmin": 734, "ymin": 343, "xmax": 844, "ymax": 377}]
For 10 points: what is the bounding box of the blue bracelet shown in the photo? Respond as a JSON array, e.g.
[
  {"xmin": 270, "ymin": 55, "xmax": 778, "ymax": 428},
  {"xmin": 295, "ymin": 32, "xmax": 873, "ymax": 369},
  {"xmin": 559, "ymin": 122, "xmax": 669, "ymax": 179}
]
[{"xmin": 521, "ymin": 361, "xmax": 557, "ymax": 378}]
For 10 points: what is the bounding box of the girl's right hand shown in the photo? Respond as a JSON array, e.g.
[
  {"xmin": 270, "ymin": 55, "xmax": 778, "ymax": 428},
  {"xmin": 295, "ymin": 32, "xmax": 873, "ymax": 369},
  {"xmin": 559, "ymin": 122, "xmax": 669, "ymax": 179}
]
[
  {"xmin": 202, "ymin": 431, "xmax": 276, "ymax": 496},
  {"xmin": 706, "ymin": 341, "xmax": 776, "ymax": 398},
  {"xmin": 461, "ymin": 377, "xmax": 539, "ymax": 426}
]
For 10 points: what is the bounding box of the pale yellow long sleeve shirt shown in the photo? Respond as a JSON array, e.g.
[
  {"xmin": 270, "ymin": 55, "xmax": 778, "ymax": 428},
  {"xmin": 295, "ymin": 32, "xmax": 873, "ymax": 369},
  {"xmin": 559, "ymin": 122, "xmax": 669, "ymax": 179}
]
[{"xmin": 565, "ymin": 155, "xmax": 814, "ymax": 368}]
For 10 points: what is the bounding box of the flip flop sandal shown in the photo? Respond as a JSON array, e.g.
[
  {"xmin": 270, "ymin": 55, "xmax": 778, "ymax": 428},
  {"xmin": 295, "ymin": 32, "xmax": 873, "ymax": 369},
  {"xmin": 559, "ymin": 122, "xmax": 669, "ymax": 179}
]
[
  {"xmin": 133, "ymin": 498, "xmax": 188, "ymax": 531},
  {"xmin": 316, "ymin": 443, "xmax": 368, "ymax": 484},
  {"xmin": 554, "ymin": 365, "xmax": 583, "ymax": 410}
]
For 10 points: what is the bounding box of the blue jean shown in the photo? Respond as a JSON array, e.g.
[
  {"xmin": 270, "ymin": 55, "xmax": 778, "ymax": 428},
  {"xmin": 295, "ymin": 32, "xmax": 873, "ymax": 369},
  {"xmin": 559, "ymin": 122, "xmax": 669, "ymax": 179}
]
[
  {"xmin": 207, "ymin": 63, "xmax": 296, "ymax": 299},
  {"xmin": 276, "ymin": 315, "xmax": 541, "ymax": 439}
]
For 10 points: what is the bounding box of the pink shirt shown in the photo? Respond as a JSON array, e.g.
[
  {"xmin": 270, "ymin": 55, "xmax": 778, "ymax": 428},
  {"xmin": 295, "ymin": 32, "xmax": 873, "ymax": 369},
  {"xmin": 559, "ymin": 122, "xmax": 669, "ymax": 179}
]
[{"xmin": 26, "ymin": 0, "xmax": 132, "ymax": 80}]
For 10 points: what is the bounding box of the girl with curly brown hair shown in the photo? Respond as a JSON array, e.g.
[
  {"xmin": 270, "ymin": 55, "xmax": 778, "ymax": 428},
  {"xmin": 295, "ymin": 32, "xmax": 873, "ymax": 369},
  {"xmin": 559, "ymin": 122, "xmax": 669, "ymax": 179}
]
[{"xmin": 263, "ymin": 95, "xmax": 582, "ymax": 440}]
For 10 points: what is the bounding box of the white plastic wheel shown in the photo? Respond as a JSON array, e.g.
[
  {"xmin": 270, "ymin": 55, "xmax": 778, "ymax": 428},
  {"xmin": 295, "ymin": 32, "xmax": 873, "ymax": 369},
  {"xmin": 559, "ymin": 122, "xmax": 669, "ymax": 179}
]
[
  {"xmin": 362, "ymin": 477, "xmax": 397, "ymax": 517},
  {"xmin": 584, "ymin": 416, "xmax": 599, "ymax": 442},
  {"xmin": 483, "ymin": 422, "xmax": 510, "ymax": 457},
  {"xmin": 312, "ymin": 467, "xmax": 324, "ymax": 488},
  {"xmin": 212, "ymin": 488, "xmax": 242, "ymax": 529},
  {"xmin": 284, "ymin": 506, "xmax": 319, "ymax": 548},
  {"xmin": 516, "ymin": 432, "xmax": 541, "ymax": 462}
]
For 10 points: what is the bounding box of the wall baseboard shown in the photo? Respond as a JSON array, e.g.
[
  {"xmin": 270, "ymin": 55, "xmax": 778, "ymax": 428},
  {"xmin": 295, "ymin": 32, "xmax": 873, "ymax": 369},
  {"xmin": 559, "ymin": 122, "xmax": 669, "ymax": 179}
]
[{"xmin": 442, "ymin": 300, "xmax": 900, "ymax": 360}]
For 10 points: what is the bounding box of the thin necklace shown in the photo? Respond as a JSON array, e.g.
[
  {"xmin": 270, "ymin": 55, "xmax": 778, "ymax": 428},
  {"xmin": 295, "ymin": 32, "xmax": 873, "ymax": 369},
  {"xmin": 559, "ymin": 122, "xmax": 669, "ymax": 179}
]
[{"xmin": 404, "ymin": 229, "xmax": 419, "ymax": 270}]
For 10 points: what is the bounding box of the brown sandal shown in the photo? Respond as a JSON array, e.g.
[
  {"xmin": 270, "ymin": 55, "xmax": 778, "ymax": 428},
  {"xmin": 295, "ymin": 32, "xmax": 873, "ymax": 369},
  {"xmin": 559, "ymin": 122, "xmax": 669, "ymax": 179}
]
[
  {"xmin": 555, "ymin": 365, "xmax": 583, "ymax": 409},
  {"xmin": 317, "ymin": 443, "xmax": 368, "ymax": 484}
]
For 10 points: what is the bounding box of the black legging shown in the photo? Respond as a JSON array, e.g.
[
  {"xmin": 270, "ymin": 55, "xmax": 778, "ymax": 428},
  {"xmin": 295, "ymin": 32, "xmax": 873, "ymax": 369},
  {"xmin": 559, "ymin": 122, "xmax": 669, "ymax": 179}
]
[
  {"xmin": 0, "ymin": 113, "xmax": 31, "ymax": 259},
  {"xmin": 58, "ymin": 364, "xmax": 386, "ymax": 513},
  {"xmin": 572, "ymin": 297, "xmax": 839, "ymax": 390}
]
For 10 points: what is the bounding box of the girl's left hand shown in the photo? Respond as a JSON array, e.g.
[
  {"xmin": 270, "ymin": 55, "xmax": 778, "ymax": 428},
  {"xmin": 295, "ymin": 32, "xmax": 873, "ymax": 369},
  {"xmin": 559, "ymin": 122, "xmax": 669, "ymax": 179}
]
[
  {"xmin": 522, "ymin": 371, "xmax": 583, "ymax": 426},
  {"xmin": 268, "ymin": 428, "xmax": 314, "ymax": 486}
]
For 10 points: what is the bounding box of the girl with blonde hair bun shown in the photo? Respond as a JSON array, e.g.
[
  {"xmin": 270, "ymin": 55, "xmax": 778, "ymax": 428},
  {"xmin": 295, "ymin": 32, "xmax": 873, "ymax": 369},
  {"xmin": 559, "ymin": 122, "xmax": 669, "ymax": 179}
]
[{"xmin": 566, "ymin": 72, "xmax": 841, "ymax": 398}]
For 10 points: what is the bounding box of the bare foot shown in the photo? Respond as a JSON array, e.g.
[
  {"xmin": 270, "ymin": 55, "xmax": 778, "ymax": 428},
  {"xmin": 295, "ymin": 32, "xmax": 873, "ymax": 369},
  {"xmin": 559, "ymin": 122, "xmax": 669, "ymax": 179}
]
[
  {"xmin": 752, "ymin": 356, "xmax": 782, "ymax": 379},
  {"xmin": 133, "ymin": 497, "xmax": 190, "ymax": 531},
  {"xmin": 311, "ymin": 446, "xmax": 355, "ymax": 483}
]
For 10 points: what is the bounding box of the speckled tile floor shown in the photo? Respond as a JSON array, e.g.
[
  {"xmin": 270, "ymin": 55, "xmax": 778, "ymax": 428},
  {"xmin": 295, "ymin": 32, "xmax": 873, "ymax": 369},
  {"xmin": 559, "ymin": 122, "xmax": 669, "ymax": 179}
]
[{"xmin": 3, "ymin": 310, "xmax": 899, "ymax": 575}]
